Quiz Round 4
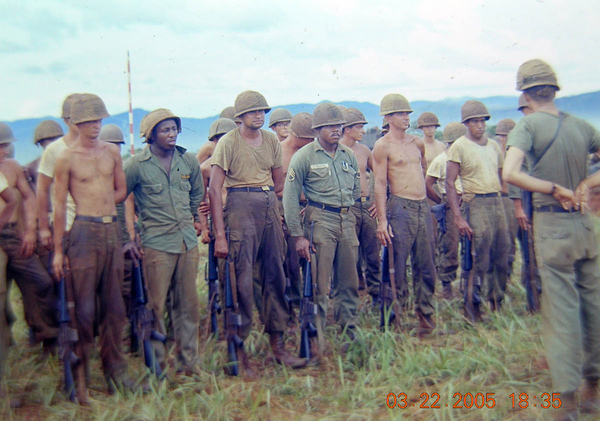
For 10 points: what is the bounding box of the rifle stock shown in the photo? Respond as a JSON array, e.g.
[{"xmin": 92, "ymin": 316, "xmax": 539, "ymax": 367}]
[
  {"xmin": 224, "ymin": 229, "xmax": 243, "ymax": 376},
  {"xmin": 207, "ymin": 235, "xmax": 221, "ymax": 337},
  {"xmin": 521, "ymin": 191, "xmax": 540, "ymax": 313},
  {"xmin": 460, "ymin": 204, "xmax": 478, "ymax": 322},
  {"xmin": 299, "ymin": 221, "xmax": 318, "ymax": 359},
  {"xmin": 379, "ymin": 238, "xmax": 401, "ymax": 329},
  {"xmin": 58, "ymin": 276, "xmax": 78, "ymax": 402}
]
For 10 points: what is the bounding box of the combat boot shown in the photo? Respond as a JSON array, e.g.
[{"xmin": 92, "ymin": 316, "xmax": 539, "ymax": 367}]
[
  {"xmin": 442, "ymin": 282, "xmax": 453, "ymax": 300},
  {"xmin": 239, "ymin": 348, "xmax": 258, "ymax": 380},
  {"xmin": 269, "ymin": 332, "xmax": 307, "ymax": 369},
  {"xmin": 581, "ymin": 378, "xmax": 600, "ymax": 414},
  {"xmin": 416, "ymin": 310, "xmax": 436, "ymax": 337},
  {"xmin": 554, "ymin": 391, "xmax": 578, "ymax": 421}
]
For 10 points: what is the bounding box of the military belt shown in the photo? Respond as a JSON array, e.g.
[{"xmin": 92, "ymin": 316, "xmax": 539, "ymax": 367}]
[
  {"xmin": 227, "ymin": 186, "xmax": 274, "ymax": 193},
  {"xmin": 501, "ymin": 193, "xmax": 509, "ymax": 197},
  {"xmin": 277, "ymin": 196, "xmax": 308, "ymax": 206},
  {"xmin": 308, "ymin": 200, "xmax": 349, "ymax": 214},
  {"xmin": 75, "ymin": 215, "xmax": 117, "ymax": 224},
  {"xmin": 534, "ymin": 205, "xmax": 580, "ymax": 214},
  {"xmin": 474, "ymin": 192, "xmax": 501, "ymax": 198},
  {"xmin": 355, "ymin": 196, "xmax": 370, "ymax": 203}
]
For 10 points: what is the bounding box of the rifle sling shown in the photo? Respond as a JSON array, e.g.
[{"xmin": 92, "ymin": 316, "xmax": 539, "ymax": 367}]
[{"xmin": 531, "ymin": 111, "xmax": 564, "ymax": 171}]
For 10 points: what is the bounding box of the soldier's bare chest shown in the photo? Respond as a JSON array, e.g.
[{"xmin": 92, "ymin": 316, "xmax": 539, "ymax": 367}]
[{"xmin": 389, "ymin": 142, "xmax": 421, "ymax": 166}]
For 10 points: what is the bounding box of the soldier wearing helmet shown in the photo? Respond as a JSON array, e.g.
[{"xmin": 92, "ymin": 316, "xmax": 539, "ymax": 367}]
[
  {"xmin": 37, "ymin": 94, "xmax": 81, "ymax": 252},
  {"xmin": 284, "ymin": 102, "xmax": 361, "ymax": 351},
  {"xmin": 124, "ymin": 107, "xmax": 204, "ymax": 376},
  {"xmin": 278, "ymin": 113, "xmax": 316, "ymax": 313},
  {"xmin": 425, "ymin": 122, "xmax": 466, "ymax": 300},
  {"xmin": 445, "ymin": 100, "xmax": 509, "ymax": 320},
  {"xmin": 210, "ymin": 90, "xmax": 307, "ymax": 375},
  {"xmin": 339, "ymin": 108, "xmax": 381, "ymax": 305},
  {"xmin": 417, "ymin": 112, "xmax": 446, "ymax": 167},
  {"xmin": 517, "ymin": 93, "xmax": 532, "ymax": 116},
  {"xmin": 269, "ymin": 108, "xmax": 293, "ymax": 142},
  {"xmin": 197, "ymin": 118, "xmax": 237, "ymax": 165},
  {"xmin": 373, "ymin": 93, "xmax": 437, "ymax": 336},
  {"xmin": 504, "ymin": 59, "xmax": 600, "ymax": 418},
  {"xmin": 52, "ymin": 94, "xmax": 136, "ymax": 396},
  {"xmin": 24, "ymin": 120, "xmax": 64, "ymax": 191}
]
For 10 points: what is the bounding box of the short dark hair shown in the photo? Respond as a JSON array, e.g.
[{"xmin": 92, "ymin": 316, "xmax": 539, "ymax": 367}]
[{"xmin": 524, "ymin": 85, "xmax": 557, "ymax": 102}]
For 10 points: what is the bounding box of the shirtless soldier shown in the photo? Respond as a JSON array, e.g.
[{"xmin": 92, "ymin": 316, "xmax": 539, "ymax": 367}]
[
  {"xmin": 373, "ymin": 94, "xmax": 437, "ymax": 335},
  {"xmin": 417, "ymin": 112, "xmax": 446, "ymax": 167},
  {"xmin": 210, "ymin": 90, "xmax": 306, "ymax": 375},
  {"xmin": 53, "ymin": 94, "xmax": 132, "ymax": 393},
  {"xmin": 197, "ymin": 118, "xmax": 237, "ymax": 165},
  {"xmin": 339, "ymin": 108, "xmax": 381, "ymax": 305},
  {"xmin": 269, "ymin": 108, "xmax": 293, "ymax": 142}
]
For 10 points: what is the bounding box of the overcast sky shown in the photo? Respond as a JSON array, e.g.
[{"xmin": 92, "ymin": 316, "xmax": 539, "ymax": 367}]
[{"xmin": 2, "ymin": 0, "xmax": 598, "ymax": 121}]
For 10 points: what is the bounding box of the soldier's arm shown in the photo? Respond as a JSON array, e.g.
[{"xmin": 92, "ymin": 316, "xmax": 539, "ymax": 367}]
[
  {"xmin": 445, "ymin": 161, "xmax": 472, "ymax": 238},
  {"xmin": 36, "ymin": 174, "xmax": 53, "ymax": 249},
  {"xmin": 0, "ymin": 187, "xmax": 17, "ymax": 232},
  {"xmin": 188, "ymin": 157, "xmax": 205, "ymax": 222},
  {"xmin": 112, "ymin": 147, "xmax": 127, "ymax": 204},
  {"xmin": 52, "ymin": 153, "xmax": 70, "ymax": 279},
  {"xmin": 366, "ymin": 149, "xmax": 374, "ymax": 172},
  {"xmin": 351, "ymin": 155, "xmax": 361, "ymax": 201},
  {"xmin": 272, "ymin": 166, "xmax": 284, "ymax": 195},
  {"xmin": 196, "ymin": 142, "xmax": 213, "ymax": 165},
  {"xmin": 425, "ymin": 175, "xmax": 441, "ymax": 204},
  {"xmin": 13, "ymin": 160, "xmax": 37, "ymax": 257},
  {"xmin": 283, "ymin": 155, "xmax": 305, "ymax": 238},
  {"xmin": 209, "ymin": 165, "xmax": 227, "ymax": 258},
  {"xmin": 373, "ymin": 140, "xmax": 392, "ymax": 245}
]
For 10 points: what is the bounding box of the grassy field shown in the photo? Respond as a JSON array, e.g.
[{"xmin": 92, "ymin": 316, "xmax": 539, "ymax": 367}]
[{"xmin": 1, "ymin": 229, "xmax": 599, "ymax": 421}]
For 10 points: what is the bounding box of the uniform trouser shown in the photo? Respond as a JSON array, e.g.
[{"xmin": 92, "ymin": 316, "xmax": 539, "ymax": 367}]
[
  {"xmin": 305, "ymin": 205, "xmax": 359, "ymax": 329},
  {"xmin": 533, "ymin": 212, "xmax": 600, "ymax": 393},
  {"xmin": 437, "ymin": 202, "xmax": 459, "ymax": 285},
  {"xmin": 143, "ymin": 245, "xmax": 199, "ymax": 369},
  {"xmin": 350, "ymin": 200, "xmax": 381, "ymax": 298},
  {"xmin": 461, "ymin": 196, "xmax": 509, "ymax": 305},
  {"xmin": 0, "ymin": 225, "xmax": 58, "ymax": 344},
  {"xmin": 67, "ymin": 220, "xmax": 127, "ymax": 379},
  {"xmin": 0, "ymin": 249, "xmax": 10, "ymax": 381},
  {"xmin": 502, "ymin": 196, "xmax": 519, "ymax": 276},
  {"xmin": 387, "ymin": 196, "xmax": 436, "ymax": 316},
  {"xmin": 224, "ymin": 190, "xmax": 288, "ymax": 339}
]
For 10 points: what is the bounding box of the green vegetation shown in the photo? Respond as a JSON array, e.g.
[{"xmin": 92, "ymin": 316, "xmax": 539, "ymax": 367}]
[{"xmin": 1, "ymin": 230, "xmax": 599, "ymax": 420}]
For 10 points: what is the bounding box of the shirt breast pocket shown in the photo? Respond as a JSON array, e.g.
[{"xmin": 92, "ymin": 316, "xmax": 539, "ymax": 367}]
[
  {"xmin": 180, "ymin": 180, "xmax": 191, "ymax": 192},
  {"xmin": 141, "ymin": 183, "xmax": 164, "ymax": 206},
  {"xmin": 309, "ymin": 167, "xmax": 332, "ymax": 191},
  {"xmin": 341, "ymin": 165, "xmax": 357, "ymax": 190}
]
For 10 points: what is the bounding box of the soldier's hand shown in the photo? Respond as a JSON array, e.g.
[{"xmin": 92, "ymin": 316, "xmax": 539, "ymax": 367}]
[
  {"xmin": 199, "ymin": 202, "xmax": 211, "ymax": 216},
  {"xmin": 214, "ymin": 236, "xmax": 228, "ymax": 258},
  {"xmin": 455, "ymin": 216, "xmax": 473, "ymax": 240},
  {"xmin": 123, "ymin": 241, "xmax": 143, "ymax": 260},
  {"xmin": 52, "ymin": 253, "xmax": 69, "ymax": 282},
  {"xmin": 295, "ymin": 236, "xmax": 312, "ymax": 261},
  {"xmin": 376, "ymin": 222, "xmax": 393, "ymax": 246},
  {"xmin": 368, "ymin": 204, "xmax": 377, "ymax": 218},
  {"xmin": 514, "ymin": 207, "xmax": 530, "ymax": 231},
  {"xmin": 552, "ymin": 184, "xmax": 576, "ymax": 210},
  {"xmin": 200, "ymin": 227, "xmax": 211, "ymax": 244},
  {"xmin": 194, "ymin": 221, "xmax": 203, "ymax": 236},
  {"xmin": 574, "ymin": 181, "xmax": 590, "ymax": 214},
  {"xmin": 20, "ymin": 229, "xmax": 36, "ymax": 258},
  {"xmin": 39, "ymin": 227, "xmax": 53, "ymax": 251}
]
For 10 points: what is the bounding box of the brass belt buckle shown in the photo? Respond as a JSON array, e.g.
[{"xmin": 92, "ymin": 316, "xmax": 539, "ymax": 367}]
[
  {"xmin": 360, "ymin": 197, "xmax": 367, "ymax": 203},
  {"xmin": 102, "ymin": 216, "xmax": 112, "ymax": 224},
  {"xmin": 261, "ymin": 186, "xmax": 270, "ymax": 191},
  {"xmin": 340, "ymin": 208, "xmax": 348, "ymax": 214}
]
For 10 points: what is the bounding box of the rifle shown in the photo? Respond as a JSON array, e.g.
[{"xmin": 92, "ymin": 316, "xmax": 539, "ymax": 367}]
[
  {"xmin": 460, "ymin": 204, "xmax": 480, "ymax": 322},
  {"xmin": 130, "ymin": 257, "xmax": 167, "ymax": 376},
  {"xmin": 58, "ymin": 276, "xmax": 79, "ymax": 402},
  {"xmin": 520, "ymin": 191, "xmax": 540, "ymax": 313},
  {"xmin": 224, "ymin": 228, "xmax": 243, "ymax": 376},
  {"xmin": 299, "ymin": 222, "xmax": 318, "ymax": 359},
  {"xmin": 379, "ymin": 235, "xmax": 401, "ymax": 329},
  {"xmin": 207, "ymin": 233, "xmax": 221, "ymax": 337}
]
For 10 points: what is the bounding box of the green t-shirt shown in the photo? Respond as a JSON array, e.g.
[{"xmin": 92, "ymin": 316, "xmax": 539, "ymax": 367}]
[{"xmin": 507, "ymin": 111, "xmax": 600, "ymax": 207}]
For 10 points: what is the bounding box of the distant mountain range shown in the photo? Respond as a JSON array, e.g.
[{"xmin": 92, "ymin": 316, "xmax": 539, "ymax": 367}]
[{"xmin": 7, "ymin": 91, "xmax": 600, "ymax": 165}]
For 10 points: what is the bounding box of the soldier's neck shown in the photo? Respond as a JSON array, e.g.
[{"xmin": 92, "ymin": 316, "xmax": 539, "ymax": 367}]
[
  {"xmin": 422, "ymin": 135, "xmax": 436, "ymax": 144},
  {"xmin": 339, "ymin": 135, "xmax": 356, "ymax": 148},
  {"xmin": 287, "ymin": 135, "xmax": 312, "ymax": 151},
  {"xmin": 64, "ymin": 129, "xmax": 78, "ymax": 146}
]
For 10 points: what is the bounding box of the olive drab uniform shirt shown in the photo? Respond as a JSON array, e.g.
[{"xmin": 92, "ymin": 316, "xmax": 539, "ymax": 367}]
[
  {"xmin": 283, "ymin": 139, "xmax": 361, "ymax": 237},
  {"xmin": 124, "ymin": 145, "xmax": 204, "ymax": 253}
]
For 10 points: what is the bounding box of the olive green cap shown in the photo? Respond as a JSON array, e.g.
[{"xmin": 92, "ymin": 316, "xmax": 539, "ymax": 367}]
[
  {"xmin": 61, "ymin": 93, "xmax": 83, "ymax": 119},
  {"xmin": 443, "ymin": 122, "xmax": 467, "ymax": 143},
  {"xmin": 0, "ymin": 123, "xmax": 16, "ymax": 145},
  {"xmin": 99, "ymin": 124, "xmax": 125, "ymax": 144},
  {"xmin": 312, "ymin": 103, "xmax": 347, "ymax": 129},
  {"xmin": 208, "ymin": 118, "xmax": 237, "ymax": 141},
  {"xmin": 290, "ymin": 113, "xmax": 317, "ymax": 139},
  {"xmin": 234, "ymin": 90, "xmax": 271, "ymax": 118},
  {"xmin": 269, "ymin": 108, "xmax": 293, "ymax": 128},
  {"xmin": 70, "ymin": 94, "xmax": 110, "ymax": 125},
  {"xmin": 461, "ymin": 100, "xmax": 490, "ymax": 123},
  {"xmin": 342, "ymin": 108, "xmax": 368, "ymax": 128},
  {"xmin": 140, "ymin": 108, "xmax": 181, "ymax": 141},
  {"xmin": 34, "ymin": 120, "xmax": 64, "ymax": 144},
  {"xmin": 516, "ymin": 59, "xmax": 560, "ymax": 91},
  {"xmin": 517, "ymin": 93, "xmax": 528, "ymax": 111},
  {"xmin": 417, "ymin": 112, "xmax": 440, "ymax": 129},
  {"xmin": 495, "ymin": 119, "xmax": 516, "ymax": 136},
  {"xmin": 380, "ymin": 93, "xmax": 413, "ymax": 116}
]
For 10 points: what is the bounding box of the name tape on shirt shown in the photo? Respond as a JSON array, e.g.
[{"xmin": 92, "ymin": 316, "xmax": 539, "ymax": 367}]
[{"xmin": 310, "ymin": 164, "xmax": 329, "ymax": 170}]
